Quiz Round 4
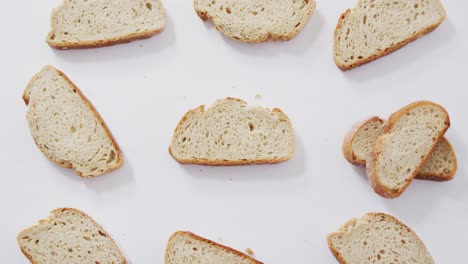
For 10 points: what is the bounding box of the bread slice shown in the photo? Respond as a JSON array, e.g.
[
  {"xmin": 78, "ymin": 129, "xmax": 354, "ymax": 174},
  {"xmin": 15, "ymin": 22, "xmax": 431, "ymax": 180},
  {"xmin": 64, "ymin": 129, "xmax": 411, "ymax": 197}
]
[
  {"xmin": 367, "ymin": 101, "xmax": 450, "ymax": 198},
  {"xmin": 23, "ymin": 65, "xmax": 122, "ymax": 178},
  {"xmin": 17, "ymin": 208, "xmax": 126, "ymax": 264},
  {"xmin": 327, "ymin": 213, "xmax": 434, "ymax": 264},
  {"xmin": 343, "ymin": 116, "xmax": 457, "ymax": 181},
  {"xmin": 165, "ymin": 231, "xmax": 263, "ymax": 264},
  {"xmin": 169, "ymin": 97, "xmax": 295, "ymax": 165},
  {"xmin": 47, "ymin": 0, "xmax": 166, "ymax": 49},
  {"xmin": 194, "ymin": 0, "xmax": 316, "ymax": 43},
  {"xmin": 334, "ymin": 0, "xmax": 446, "ymax": 70}
]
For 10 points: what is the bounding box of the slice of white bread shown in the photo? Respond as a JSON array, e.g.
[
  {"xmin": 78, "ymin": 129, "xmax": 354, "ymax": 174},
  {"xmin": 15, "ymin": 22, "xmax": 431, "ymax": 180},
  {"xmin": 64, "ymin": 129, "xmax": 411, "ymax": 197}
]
[
  {"xmin": 165, "ymin": 231, "xmax": 263, "ymax": 264},
  {"xmin": 47, "ymin": 0, "xmax": 166, "ymax": 49},
  {"xmin": 334, "ymin": 0, "xmax": 446, "ymax": 70},
  {"xmin": 343, "ymin": 116, "xmax": 457, "ymax": 181},
  {"xmin": 194, "ymin": 0, "xmax": 316, "ymax": 43},
  {"xmin": 17, "ymin": 208, "xmax": 126, "ymax": 264},
  {"xmin": 23, "ymin": 65, "xmax": 122, "ymax": 178},
  {"xmin": 169, "ymin": 97, "xmax": 295, "ymax": 165},
  {"xmin": 327, "ymin": 213, "xmax": 434, "ymax": 264},
  {"xmin": 367, "ymin": 101, "xmax": 450, "ymax": 198}
]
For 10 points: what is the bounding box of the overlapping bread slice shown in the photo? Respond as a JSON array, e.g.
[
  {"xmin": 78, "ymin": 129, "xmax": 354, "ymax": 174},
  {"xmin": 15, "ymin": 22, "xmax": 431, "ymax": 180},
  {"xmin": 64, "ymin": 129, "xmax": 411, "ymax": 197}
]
[
  {"xmin": 17, "ymin": 208, "xmax": 126, "ymax": 264},
  {"xmin": 47, "ymin": 0, "xmax": 166, "ymax": 49},
  {"xmin": 169, "ymin": 98, "xmax": 295, "ymax": 165},
  {"xmin": 367, "ymin": 101, "xmax": 450, "ymax": 198},
  {"xmin": 343, "ymin": 116, "xmax": 457, "ymax": 181},
  {"xmin": 334, "ymin": 0, "xmax": 446, "ymax": 70},
  {"xmin": 327, "ymin": 213, "xmax": 434, "ymax": 264},
  {"xmin": 166, "ymin": 231, "xmax": 263, "ymax": 264},
  {"xmin": 23, "ymin": 65, "xmax": 122, "ymax": 178},
  {"xmin": 194, "ymin": 0, "xmax": 316, "ymax": 42}
]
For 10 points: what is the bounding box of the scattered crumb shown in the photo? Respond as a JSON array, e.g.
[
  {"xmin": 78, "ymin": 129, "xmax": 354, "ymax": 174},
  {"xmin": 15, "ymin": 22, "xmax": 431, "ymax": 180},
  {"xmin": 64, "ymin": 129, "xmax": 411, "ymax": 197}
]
[
  {"xmin": 245, "ymin": 248, "xmax": 254, "ymax": 255},
  {"xmin": 199, "ymin": 169, "xmax": 203, "ymax": 172},
  {"xmin": 139, "ymin": 44, "xmax": 143, "ymax": 47},
  {"xmin": 229, "ymin": 178, "xmax": 233, "ymax": 181},
  {"xmin": 255, "ymin": 94, "xmax": 262, "ymax": 100}
]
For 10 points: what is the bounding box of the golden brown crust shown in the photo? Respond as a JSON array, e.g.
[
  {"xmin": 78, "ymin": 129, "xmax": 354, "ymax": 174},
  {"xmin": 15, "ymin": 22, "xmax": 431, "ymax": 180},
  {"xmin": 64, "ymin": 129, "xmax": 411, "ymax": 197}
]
[
  {"xmin": 342, "ymin": 116, "xmax": 383, "ymax": 166},
  {"xmin": 166, "ymin": 231, "xmax": 263, "ymax": 264},
  {"xmin": 193, "ymin": 0, "xmax": 316, "ymax": 43},
  {"xmin": 367, "ymin": 101, "xmax": 450, "ymax": 198},
  {"xmin": 327, "ymin": 212, "xmax": 432, "ymax": 264},
  {"xmin": 333, "ymin": 4, "xmax": 446, "ymax": 71},
  {"xmin": 46, "ymin": 1, "xmax": 166, "ymax": 50},
  {"xmin": 168, "ymin": 97, "xmax": 294, "ymax": 165},
  {"xmin": 23, "ymin": 65, "xmax": 123, "ymax": 178},
  {"xmin": 17, "ymin": 208, "xmax": 127, "ymax": 264}
]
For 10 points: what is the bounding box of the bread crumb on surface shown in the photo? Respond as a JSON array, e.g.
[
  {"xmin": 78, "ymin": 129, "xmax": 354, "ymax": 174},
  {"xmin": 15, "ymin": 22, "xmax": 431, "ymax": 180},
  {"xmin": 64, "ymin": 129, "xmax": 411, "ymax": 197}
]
[
  {"xmin": 245, "ymin": 248, "xmax": 254, "ymax": 255},
  {"xmin": 255, "ymin": 94, "xmax": 262, "ymax": 100}
]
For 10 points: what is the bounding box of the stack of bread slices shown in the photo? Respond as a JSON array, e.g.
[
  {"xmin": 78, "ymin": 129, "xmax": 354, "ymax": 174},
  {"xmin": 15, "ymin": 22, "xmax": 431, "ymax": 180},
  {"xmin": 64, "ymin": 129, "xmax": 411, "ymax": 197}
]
[{"xmin": 343, "ymin": 101, "xmax": 456, "ymax": 198}]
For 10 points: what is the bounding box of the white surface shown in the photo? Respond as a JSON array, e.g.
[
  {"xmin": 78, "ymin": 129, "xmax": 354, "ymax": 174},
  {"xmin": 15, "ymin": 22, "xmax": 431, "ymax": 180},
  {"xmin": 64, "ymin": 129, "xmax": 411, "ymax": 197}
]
[{"xmin": 2, "ymin": 0, "xmax": 468, "ymax": 263}]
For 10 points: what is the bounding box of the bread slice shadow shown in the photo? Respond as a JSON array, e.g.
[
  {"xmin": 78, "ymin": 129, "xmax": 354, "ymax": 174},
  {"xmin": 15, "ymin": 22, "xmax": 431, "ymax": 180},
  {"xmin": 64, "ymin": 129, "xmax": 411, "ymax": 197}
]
[
  {"xmin": 220, "ymin": 10, "xmax": 325, "ymax": 57},
  {"xmin": 50, "ymin": 14, "xmax": 176, "ymax": 63},
  {"xmin": 49, "ymin": 156, "xmax": 135, "ymax": 193},
  {"xmin": 342, "ymin": 19, "xmax": 455, "ymax": 83}
]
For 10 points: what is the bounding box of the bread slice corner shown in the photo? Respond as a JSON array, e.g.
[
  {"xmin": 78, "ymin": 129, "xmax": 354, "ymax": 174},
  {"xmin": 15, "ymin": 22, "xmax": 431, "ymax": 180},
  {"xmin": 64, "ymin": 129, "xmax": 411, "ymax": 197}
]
[
  {"xmin": 165, "ymin": 231, "xmax": 263, "ymax": 264},
  {"xmin": 334, "ymin": 0, "xmax": 446, "ymax": 70},
  {"xmin": 367, "ymin": 101, "xmax": 450, "ymax": 198},
  {"xmin": 194, "ymin": 0, "xmax": 316, "ymax": 42},
  {"xmin": 169, "ymin": 97, "xmax": 295, "ymax": 165},
  {"xmin": 24, "ymin": 65, "xmax": 122, "ymax": 178},
  {"xmin": 327, "ymin": 212, "xmax": 434, "ymax": 264},
  {"xmin": 46, "ymin": 0, "xmax": 166, "ymax": 49},
  {"xmin": 17, "ymin": 208, "xmax": 126, "ymax": 264}
]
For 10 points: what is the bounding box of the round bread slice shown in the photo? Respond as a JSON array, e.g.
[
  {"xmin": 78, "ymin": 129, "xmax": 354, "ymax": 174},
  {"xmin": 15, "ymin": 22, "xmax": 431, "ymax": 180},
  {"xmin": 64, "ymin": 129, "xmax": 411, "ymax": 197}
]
[
  {"xmin": 194, "ymin": 0, "xmax": 316, "ymax": 42},
  {"xmin": 327, "ymin": 213, "xmax": 434, "ymax": 264},
  {"xmin": 343, "ymin": 116, "xmax": 457, "ymax": 181},
  {"xmin": 17, "ymin": 208, "xmax": 126, "ymax": 264},
  {"xmin": 47, "ymin": 0, "xmax": 166, "ymax": 49},
  {"xmin": 23, "ymin": 65, "xmax": 122, "ymax": 178},
  {"xmin": 165, "ymin": 231, "xmax": 263, "ymax": 264},
  {"xmin": 169, "ymin": 97, "xmax": 295, "ymax": 165}
]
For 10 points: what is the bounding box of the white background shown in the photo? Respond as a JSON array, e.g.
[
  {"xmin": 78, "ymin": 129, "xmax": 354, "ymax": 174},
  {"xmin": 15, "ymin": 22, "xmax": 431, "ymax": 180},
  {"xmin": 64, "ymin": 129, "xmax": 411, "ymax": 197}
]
[{"xmin": 2, "ymin": 0, "xmax": 468, "ymax": 263}]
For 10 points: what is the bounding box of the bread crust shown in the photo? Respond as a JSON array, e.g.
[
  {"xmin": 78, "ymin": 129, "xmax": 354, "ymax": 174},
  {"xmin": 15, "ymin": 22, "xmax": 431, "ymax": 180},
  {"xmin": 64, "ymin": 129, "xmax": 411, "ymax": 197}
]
[
  {"xmin": 193, "ymin": 0, "xmax": 316, "ymax": 43},
  {"xmin": 333, "ymin": 2, "xmax": 446, "ymax": 71},
  {"xmin": 23, "ymin": 65, "xmax": 123, "ymax": 178},
  {"xmin": 342, "ymin": 116, "xmax": 383, "ymax": 166},
  {"xmin": 165, "ymin": 231, "xmax": 263, "ymax": 264},
  {"xmin": 327, "ymin": 212, "xmax": 433, "ymax": 264},
  {"xmin": 344, "ymin": 116, "xmax": 456, "ymax": 181},
  {"xmin": 366, "ymin": 101, "xmax": 450, "ymax": 198},
  {"xmin": 417, "ymin": 137, "xmax": 457, "ymax": 181},
  {"xmin": 17, "ymin": 208, "xmax": 127, "ymax": 264},
  {"xmin": 168, "ymin": 97, "xmax": 295, "ymax": 165},
  {"xmin": 46, "ymin": 0, "xmax": 166, "ymax": 49}
]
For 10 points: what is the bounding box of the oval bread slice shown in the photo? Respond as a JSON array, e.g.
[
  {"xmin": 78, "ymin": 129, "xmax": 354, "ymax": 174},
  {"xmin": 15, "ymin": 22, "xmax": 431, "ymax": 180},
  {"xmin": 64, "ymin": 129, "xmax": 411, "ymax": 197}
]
[
  {"xmin": 367, "ymin": 101, "xmax": 450, "ymax": 198},
  {"xmin": 169, "ymin": 97, "xmax": 295, "ymax": 165},
  {"xmin": 17, "ymin": 208, "xmax": 126, "ymax": 264},
  {"xmin": 47, "ymin": 0, "xmax": 166, "ymax": 49},
  {"xmin": 165, "ymin": 231, "xmax": 263, "ymax": 264},
  {"xmin": 194, "ymin": 0, "xmax": 316, "ymax": 42},
  {"xmin": 334, "ymin": 0, "xmax": 446, "ymax": 70},
  {"xmin": 327, "ymin": 213, "xmax": 434, "ymax": 264},
  {"xmin": 23, "ymin": 65, "xmax": 122, "ymax": 178},
  {"xmin": 343, "ymin": 116, "xmax": 457, "ymax": 181}
]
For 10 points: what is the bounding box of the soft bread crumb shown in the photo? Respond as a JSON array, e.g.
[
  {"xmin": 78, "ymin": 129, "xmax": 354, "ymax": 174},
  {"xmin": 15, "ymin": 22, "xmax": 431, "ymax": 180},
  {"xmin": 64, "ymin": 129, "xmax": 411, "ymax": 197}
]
[
  {"xmin": 194, "ymin": 0, "xmax": 316, "ymax": 42},
  {"xmin": 245, "ymin": 248, "xmax": 254, "ymax": 255}
]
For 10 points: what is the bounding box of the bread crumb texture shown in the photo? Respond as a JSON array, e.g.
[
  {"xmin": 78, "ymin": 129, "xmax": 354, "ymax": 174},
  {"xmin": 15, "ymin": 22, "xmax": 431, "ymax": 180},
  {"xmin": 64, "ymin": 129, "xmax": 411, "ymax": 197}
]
[
  {"xmin": 169, "ymin": 98, "xmax": 295, "ymax": 165},
  {"xmin": 194, "ymin": 0, "xmax": 316, "ymax": 42}
]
